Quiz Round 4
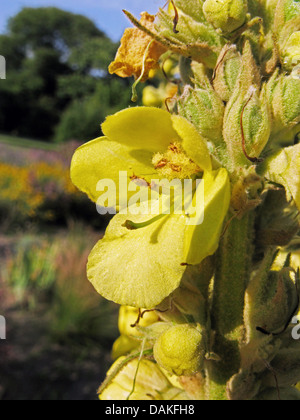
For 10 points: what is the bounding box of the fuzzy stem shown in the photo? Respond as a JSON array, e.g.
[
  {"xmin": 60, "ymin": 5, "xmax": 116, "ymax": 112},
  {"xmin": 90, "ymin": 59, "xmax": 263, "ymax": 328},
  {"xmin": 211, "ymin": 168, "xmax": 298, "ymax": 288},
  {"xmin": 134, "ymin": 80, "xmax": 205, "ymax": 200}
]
[{"xmin": 207, "ymin": 212, "xmax": 255, "ymax": 400}]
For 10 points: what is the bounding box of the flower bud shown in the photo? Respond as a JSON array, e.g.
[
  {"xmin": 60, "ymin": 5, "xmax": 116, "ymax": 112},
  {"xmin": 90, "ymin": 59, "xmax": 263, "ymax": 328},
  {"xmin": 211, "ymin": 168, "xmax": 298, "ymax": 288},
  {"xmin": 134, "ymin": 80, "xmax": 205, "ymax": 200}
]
[
  {"xmin": 245, "ymin": 263, "xmax": 299, "ymax": 338},
  {"xmin": 153, "ymin": 324, "xmax": 206, "ymax": 376},
  {"xmin": 284, "ymin": 0, "xmax": 300, "ymax": 22},
  {"xmin": 177, "ymin": 84, "xmax": 225, "ymax": 145},
  {"xmin": 173, "ymin": 0, "xmax": 206, "ymax": 22},
  {"xmin": 227, "ymin": 370, "xmax": 261, "ymax": 400},
  {"xmin": 260, "ymin": 143, "xmax": 300, "ymax": 212},
  {"xmin": 268, "ymin": 74, "xmax": 300, "ymax": 144},
  {"xmin": 203, "ymin": 0, "xmax": 247, "ymax": 33},
  {"xmin": 143, "ymin": 83, "xmax": 178, "ymax": 108},
  {"xmin": 142, "ymin": 86, "xmax": 164, "ymax": 107},
  {"xmin": 263, "ymin": 348, "xmax": 300, "ymax": 388},
  {"xmin": 156, "ymin": 4, "xmax": 225, "ymax": 69},
  {"xmin": 282, "ymin": 32, "xmax": 300, "ymax": 69},
  {"xmin": 223, "ymin": 85, "xmax": 271, "ymax": 167},
  {"xmin": 213, "ymin": 45, "xmax": 242, "ymax": 102}
]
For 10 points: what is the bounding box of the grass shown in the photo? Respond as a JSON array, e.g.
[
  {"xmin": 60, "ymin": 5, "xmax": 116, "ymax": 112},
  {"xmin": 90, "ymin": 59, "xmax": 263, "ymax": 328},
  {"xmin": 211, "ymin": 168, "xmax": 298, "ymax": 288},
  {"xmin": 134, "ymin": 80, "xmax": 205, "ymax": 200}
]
[
  {"xmin": 1, "ymin": 224, "xmax": 118, "ymax": 343},
  {"xmin": 0, "ymin": 134, "xmax": 59, "ymax": 151}
]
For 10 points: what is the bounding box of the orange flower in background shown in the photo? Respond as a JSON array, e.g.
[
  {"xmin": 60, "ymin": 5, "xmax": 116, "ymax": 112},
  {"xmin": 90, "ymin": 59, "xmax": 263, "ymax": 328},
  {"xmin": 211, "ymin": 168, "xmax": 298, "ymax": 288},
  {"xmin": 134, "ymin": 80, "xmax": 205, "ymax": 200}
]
[{"xmin": 109, "ymin": 12, "xmax": 167, "ymax": 82}]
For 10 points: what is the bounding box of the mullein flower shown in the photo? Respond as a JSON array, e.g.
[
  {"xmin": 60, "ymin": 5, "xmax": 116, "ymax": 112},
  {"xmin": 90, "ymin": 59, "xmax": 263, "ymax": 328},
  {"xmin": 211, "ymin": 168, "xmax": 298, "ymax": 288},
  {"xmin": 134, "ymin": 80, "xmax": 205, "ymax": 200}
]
[
  {"xmin": 71, "ymin": 107, "xmax": 230, "ymax": 308},
  {"xmin": 99, "ymin": 357, "xmax": 189, "ymax": 400}
]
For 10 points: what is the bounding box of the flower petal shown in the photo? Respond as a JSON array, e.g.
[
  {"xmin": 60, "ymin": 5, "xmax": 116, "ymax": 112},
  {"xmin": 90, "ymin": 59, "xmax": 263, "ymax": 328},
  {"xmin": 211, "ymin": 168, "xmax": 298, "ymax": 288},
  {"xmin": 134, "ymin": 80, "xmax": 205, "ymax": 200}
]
[
  {"xmin": 71, "ymin": 137, "xmax": 155, "ymax": 205},
  {"xmin": 108, "ymin": 12, "xmax": 167, "ymax": 82},
  {"xmin": 87, "ymin": 211, "xmax": 187, "ymax": 309},
  {"xmin": 184, "ymin": 168, "xmax": 231, "ymax": 265},
  {"xmin": 171, "ymin": 115, "xmax": 212, "ymax": 171},
  {"xmin": 99, "ymin": 357, "xmax": 184, "ymax": 400},
  {"xmin": 102, "ymin": 107, "xmax": 181, "ymax": 153}
]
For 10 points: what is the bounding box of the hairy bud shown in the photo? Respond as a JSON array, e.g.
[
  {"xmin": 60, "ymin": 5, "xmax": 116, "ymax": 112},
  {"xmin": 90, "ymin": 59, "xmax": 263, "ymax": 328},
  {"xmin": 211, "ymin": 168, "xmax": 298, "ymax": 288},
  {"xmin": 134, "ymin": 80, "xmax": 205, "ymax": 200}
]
[
  {"xmin": 213, "ymin": 45, "xmax": 242, "ymax": 102},
  {"xmin": 282, "ymin": 32, "xmax": 300, "ymax": 69},
  {"xmin": 177, "ymin": 84, "xmax": 225, "ymax": 145},
  {"xmin": 245, "ymin": 262, "xmax": 299, "ymax": 338},
  {"xmin": 203, "ymin": 0, "xmax": 247, "ymax": 33},
  {"xmin": 153, "ymin": 324, "xmax": 206, "ymax": 376},
  {"xmin": 268, "ymin": 73, "xmax": 300, "ymax": 144}
]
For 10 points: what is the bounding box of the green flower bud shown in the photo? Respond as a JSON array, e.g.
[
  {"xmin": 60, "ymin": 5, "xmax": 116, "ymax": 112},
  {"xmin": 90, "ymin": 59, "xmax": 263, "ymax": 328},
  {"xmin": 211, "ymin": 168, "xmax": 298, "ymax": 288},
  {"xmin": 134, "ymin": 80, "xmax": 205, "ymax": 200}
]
[
  {"xmin": 277, "ymin": 11, "xmax": 300, "ymax": 69},
  {"xmin": 263, "ymin": 348, "xmax": 300, "ymax": 388},
  {"xmin": 203, "ymin": 0, "xmax": 247, "ymax": 33},
  {"xmin": 283, "ymin": 32, "xmax": 300, "ymax": 69},
  {"xmin": 264, "ymin": 0, "xmax": 281, "ymax": 29},
  {"xmin": 156, "ymin": 4, "xmax": 225, "ymax": 69},
  {"xmin": 213, "ymin": 44, "xmax": 242, "ymax": 102},
  {"xmin": 153, "ymin": 324, "xmax": 206, "ymax": 376},
  {"xmin": 274, "ymin": 0, "xmax": 300, "ymax": 33},
  {"xmin": 227, "ymin": 370, "xmax": 261, "ymax": 400},
  {"xmin": 177, "ymin": 84, "xmax": 225, "ymax": 145},
  {"xmin": 269, "ymin": 74, "xmax": 300, "ymax": 144},
  {"xmin": 260, "ymin": 143, "xmax": 300, "ymax": 212},
  {"xmin": 223, "ymin": 85, "xmax": 271, "ymax": 167},
  {"xmin": 245, "ymin": 259, "xmax": 299, "ymax": 338},
  {"xmin": 284, "ymin": 0, "xmax": 300, "ymax": 22},
  {"xmin": 173, "ymin": 0, "xmax": 206, "ymax": 22}
]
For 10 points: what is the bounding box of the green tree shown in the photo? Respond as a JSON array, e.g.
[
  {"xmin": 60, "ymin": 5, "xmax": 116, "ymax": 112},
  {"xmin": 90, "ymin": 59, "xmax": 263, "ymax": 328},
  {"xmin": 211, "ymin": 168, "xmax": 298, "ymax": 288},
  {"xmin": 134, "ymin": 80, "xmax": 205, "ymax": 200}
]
[{"xmin": 0, "ymin": 7, "xmax": 131, "ymax": 142}]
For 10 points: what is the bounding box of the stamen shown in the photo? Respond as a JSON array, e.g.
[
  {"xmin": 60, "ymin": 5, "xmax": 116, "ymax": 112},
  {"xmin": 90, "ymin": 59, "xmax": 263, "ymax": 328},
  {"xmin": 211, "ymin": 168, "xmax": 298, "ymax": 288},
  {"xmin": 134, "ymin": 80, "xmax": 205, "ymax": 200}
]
[
  {"xmin": 122, "ymin": 214, "xmax": 166, "ymax": 230},
  {"xmin": 155, "ymin": 159, "xmax": 168, "ymax": 169}
]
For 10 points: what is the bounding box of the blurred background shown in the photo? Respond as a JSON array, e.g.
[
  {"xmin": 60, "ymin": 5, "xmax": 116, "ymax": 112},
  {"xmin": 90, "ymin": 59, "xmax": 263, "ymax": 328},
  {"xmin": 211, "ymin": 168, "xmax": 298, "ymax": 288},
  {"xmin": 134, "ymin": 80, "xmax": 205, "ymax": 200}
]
[{"xmin": 0, "ymin": 0, "xmax": 165, "ymax": 400}]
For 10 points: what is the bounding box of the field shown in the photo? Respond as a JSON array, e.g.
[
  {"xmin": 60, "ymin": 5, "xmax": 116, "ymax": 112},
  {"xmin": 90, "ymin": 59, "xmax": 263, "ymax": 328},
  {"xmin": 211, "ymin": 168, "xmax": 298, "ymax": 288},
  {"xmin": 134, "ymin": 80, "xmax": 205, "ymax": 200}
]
[{"xmin": 0, "ymin": 136, "xmax": 118, "ymax": 400}]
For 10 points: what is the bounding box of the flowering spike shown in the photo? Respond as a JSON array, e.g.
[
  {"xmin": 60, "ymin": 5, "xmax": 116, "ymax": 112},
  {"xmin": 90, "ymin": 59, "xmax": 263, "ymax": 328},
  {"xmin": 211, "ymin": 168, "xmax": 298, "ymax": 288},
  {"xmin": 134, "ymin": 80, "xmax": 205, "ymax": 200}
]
[{"xmin": 71, "ymin": 0, "xmax": 300, "ymax": 401}]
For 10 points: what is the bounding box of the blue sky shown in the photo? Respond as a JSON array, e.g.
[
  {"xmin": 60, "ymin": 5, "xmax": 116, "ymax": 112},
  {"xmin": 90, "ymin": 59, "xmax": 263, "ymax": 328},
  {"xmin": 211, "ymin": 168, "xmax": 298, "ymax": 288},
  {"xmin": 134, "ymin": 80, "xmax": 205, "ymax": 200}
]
[{"xmin": 0, "ymin": 0, "xmax": 164, "ymax": 41}]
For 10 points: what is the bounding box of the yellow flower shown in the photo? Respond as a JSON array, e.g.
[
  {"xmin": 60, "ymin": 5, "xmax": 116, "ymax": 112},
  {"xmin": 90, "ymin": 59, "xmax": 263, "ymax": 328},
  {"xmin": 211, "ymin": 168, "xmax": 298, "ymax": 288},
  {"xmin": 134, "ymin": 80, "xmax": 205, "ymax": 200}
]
[
  {"xmin": 109, "ymin": 12, "xmax": 167, "ymax": 82},
  {"xmin": 71, "ymin": 107, "xmax": 230, "ymax": 309},
  {"xmin": 99, "ymin": 357, "xmax": 189, "ymax": 400}
]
